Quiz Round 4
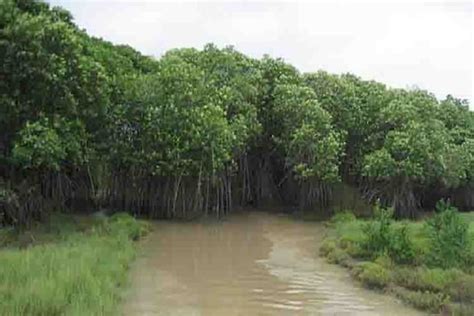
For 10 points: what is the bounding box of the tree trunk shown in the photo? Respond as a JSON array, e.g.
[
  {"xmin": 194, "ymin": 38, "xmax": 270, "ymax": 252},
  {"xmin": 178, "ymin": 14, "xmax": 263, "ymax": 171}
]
[{"xmin": 392, "ymin": 178, "xmax": 418, "ymax": 219}]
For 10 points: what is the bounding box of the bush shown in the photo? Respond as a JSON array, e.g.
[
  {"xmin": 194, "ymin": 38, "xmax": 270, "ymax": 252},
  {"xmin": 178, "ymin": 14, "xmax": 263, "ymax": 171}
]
[
  {"xmin": 425, "ymin": 202, "xmax": 471, "ymax": 269},
  {"xmin": 387, "ymin": 225, "xmax": 415, "ymax": 264},
  {"xmin": 331, "ymin": 211, "xmax": 356, "ymax": 223},
  {"xmin": 108, "ymin": 212, "xmax": 151, "ymax": 241},
  {"xmin": 326, "ymin": 247, "xmax": 351, "ymax": 266},
  {"xmin": 321, "ymin": 205, "xmax": 474, "ymax": 314},
  {"xmin": 361, "ymin": 205, "xmax": 393, "ymax": 255},
  {"xmin": 391, "ymin": 286, "xmax": 449, "ymax": 312},
  {"xmin": 393, "ymin": 266, "xmax": 464, "ymax": 293},
  {"xmin": 319, "ymin": 238, "xmax": 337, "ymax": 257},
  {"xmin": 374, "ymin": 254, "xmax": 393, "ymax": 269},
  {"xmin": 353, "ymin": 262, "xmax": 391, "ymax": 288},
  {"xmin": 339, "ymin": 237, "xmax": 366, "ymax": 258},
  {"xmin": 334, "ymin": 220, "xmax": 365, "ymax": 244},
  {"xmin": 361, "ymin": 205, "xmax": 415, "ymax": 264}
]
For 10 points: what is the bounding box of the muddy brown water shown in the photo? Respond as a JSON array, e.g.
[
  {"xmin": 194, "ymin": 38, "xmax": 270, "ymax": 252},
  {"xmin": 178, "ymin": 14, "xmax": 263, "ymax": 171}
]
[{"xmin": 123, "ymin": 211, "xmax": 423, "ymax": 315}]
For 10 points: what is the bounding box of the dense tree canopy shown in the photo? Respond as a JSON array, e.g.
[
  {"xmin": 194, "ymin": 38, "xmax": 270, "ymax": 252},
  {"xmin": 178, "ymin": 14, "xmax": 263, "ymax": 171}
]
[{"xmin": 1, "ymin": 0, "xmax": 473, "ymax": 226}]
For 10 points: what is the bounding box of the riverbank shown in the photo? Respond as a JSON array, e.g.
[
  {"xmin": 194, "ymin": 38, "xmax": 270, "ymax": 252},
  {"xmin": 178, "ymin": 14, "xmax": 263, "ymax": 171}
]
[
  {"xmin": 320, "ymin": 207, "xmax": 474, "ymax": 314},
  {"xmin": 0, "ymin": 213, "xmax": 149, "ymax": 315}
]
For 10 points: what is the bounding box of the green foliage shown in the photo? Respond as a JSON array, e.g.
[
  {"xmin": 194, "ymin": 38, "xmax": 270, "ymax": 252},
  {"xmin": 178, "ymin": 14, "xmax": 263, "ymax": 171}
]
[
  {"xmin": 322, "ymin": 216, "xmax": 367, "ymax": 259},
  {"xmin": 363, "ymin": 119, "xmax": 454, "ymax": 183},
  {"xmin": 393, "ymin": 266, "xmax": 464, "ymax": 293},
  {"xmin": 1, "ymin": 1, "xmax": 110, "ymax": 126},
  {"xmin": 360, "ymin": 90, "xmax": 471, "ymax": 218},
  {"xmin": 12, "ymin": 117, "xmax": 89, "ymax": 170},
  {"xmin": 388, "ymin": 225, "xmax": 416, "ymax": 264},
  {"xmin": 326, "ymin": 247, "xmax": 352, "ymax": 266},
  {"xmin": 0, "ymin": 213, "xmax": 148, "ymax": 315},
  {"xmin": 373, "ymin": 254, "xmax": 393, "ymax": 268},
  {"xmin": 361, "ymin": 205, "xmax": 393, "ymax": 255},
  {"xmin": 425, "ymin": 202, "xmax": 471, "ymax": 269},
  {"xmin": 12, "ymin": 118, "xmax": 66, "ymax": 171},
  {"xmin": 1, "ymin": 0, "xmax": 473, "ymax": 226},
  {"xmin": 304, "ymin": 72, "xmax": 390, "ymax": 177},
  {"xmin": 166, "ymin": 44, "xmax": 262, "ymax": 151},
  {"xmin": 360, "ymin": 205, "xmax": 416, "ymax": 264},
  {"xmin": 322, "ymin": 209, "xmax": 474, "ymax": 313},
  {"xmin": 353, "ymin": 262, "xmax": 391, "ymax": 288},
  {"xmin": 272, "ymin": 83, "xmax": 344, "ymax": 181},
  {"xmin": 109, "ymin": 212, "xmax": 151, "ymax": 241},
  {"xmin": 319, "ymin": 238, "xmax": 337, "ymax": 257},
  {"xmin": 110, "ymin": 54, "xmax": 236, "ymax": 175},
  {"xmin": 331, "ymin": 210, "xmax": 356, "ymax": 223}
]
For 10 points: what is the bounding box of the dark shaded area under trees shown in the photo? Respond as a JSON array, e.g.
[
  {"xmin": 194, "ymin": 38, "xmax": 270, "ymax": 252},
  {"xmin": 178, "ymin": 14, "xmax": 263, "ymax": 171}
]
[{"xmin": 1, "ymin": 0, "xmax": 473, "ymax": 227}]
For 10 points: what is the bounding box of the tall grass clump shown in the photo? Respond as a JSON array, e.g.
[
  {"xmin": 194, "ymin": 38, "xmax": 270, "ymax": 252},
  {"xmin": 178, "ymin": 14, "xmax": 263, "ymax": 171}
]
[{"xmin": 0, "ymin": 213, "xmax": 148, "ymax": 315}]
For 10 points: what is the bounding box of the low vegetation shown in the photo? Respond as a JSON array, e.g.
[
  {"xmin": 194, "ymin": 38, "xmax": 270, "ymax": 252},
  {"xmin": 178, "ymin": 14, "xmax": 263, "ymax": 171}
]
[
  {"xmin": 0, "ymin": 213, "xmax": 149, "ymax": 315},
  {"xmin": 321, "ymin": 203, "xmax": 474, "ymax": 314}
]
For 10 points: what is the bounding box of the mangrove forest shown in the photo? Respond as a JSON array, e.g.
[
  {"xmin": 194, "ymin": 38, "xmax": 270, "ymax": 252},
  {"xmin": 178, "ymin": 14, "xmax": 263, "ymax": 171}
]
[{"xmin": 1, "ymin": 0, "xmax": 473, "ymax": 226}]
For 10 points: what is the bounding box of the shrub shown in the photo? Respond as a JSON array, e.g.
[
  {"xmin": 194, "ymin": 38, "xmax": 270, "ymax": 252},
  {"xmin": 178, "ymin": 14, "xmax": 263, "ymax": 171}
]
[
  {"xmin": 353, "ymin": 262, "xmax": 391, "ymax": 288},
  {"xmin": 339, "ymin": 237, "xmax": 366, "ymax": 258},
  {"xmin": 319, "ymin": 238, "xmax": 337, "ymax": 257},
  {"xmin": 387, "ymin": 225, "xmax": 415, "ymax": 264},
  {"xmin": 425, "ymin": 201, "xmax": 471, "ymax": 269},
  {"xmin": 393, "ymin": 266, "xmax": 464, "ymax": 293},
  {"xmin": 108, "ymin": 212, "xmax": 151, "ymax": 241},
  {"xmin": 331, "ymin": 211, "xmax": 356, "ymax": 223},
  {"xmin": 361, "ymin": 205, "xmax": 415, "ymax": 264},
  {"xmin": 391, "ymin": 286, "xmax": 449, "ymax": 312},
  {"xmin": 374, "ymin": 254, "xmax": 393, "ymax": 269},
  {"xmin": 326, "ymin": 247, "xmax": 351, "ymax": 266},
  {"xmin": 334, "ymin": 220, "xmax": 365, "ymax": 244},
  {"xmin": 418, "ymin": 268, "xmax": 464, "ymax": 293},
  {"xmin": 361, "ymin": 205, "xmax": 393, "ymax": 256}
]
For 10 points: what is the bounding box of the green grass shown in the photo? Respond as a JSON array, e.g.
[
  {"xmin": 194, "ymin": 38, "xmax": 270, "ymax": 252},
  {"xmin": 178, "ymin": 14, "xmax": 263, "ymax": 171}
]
[
  {"xmin": 462, "ymin": 213, "xmax": 474, "ymax": 255},
  {"xmin": 321, "ymin": 210, "xmax": 474, "ymax": 314},
  {"xmin": 0, "ymin": 213, "xmax": 150, "ymax": 315}
]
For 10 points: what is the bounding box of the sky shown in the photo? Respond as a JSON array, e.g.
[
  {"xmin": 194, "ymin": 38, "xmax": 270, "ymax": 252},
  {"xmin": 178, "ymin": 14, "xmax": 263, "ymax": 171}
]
[{"xmin": 47, "ymin": 0, "xmax": 473, "ymax": 106}]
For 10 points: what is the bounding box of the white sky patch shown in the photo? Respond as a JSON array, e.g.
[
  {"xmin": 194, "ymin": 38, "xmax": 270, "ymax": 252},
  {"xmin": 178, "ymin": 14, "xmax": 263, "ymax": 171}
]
[{"xmin": 47, "ymin": 0, "xmax": 473, "ymax": 106}]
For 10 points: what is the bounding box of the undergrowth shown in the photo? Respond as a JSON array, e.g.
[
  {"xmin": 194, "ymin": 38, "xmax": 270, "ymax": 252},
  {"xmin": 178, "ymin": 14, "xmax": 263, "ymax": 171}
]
[
  {"xmin": 0, "ymin": 212, "xmax": 150, "ymax": 315},
  {"xmin": 320, "ymin": 204, "xmax": 474, "ymax": 314}
]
